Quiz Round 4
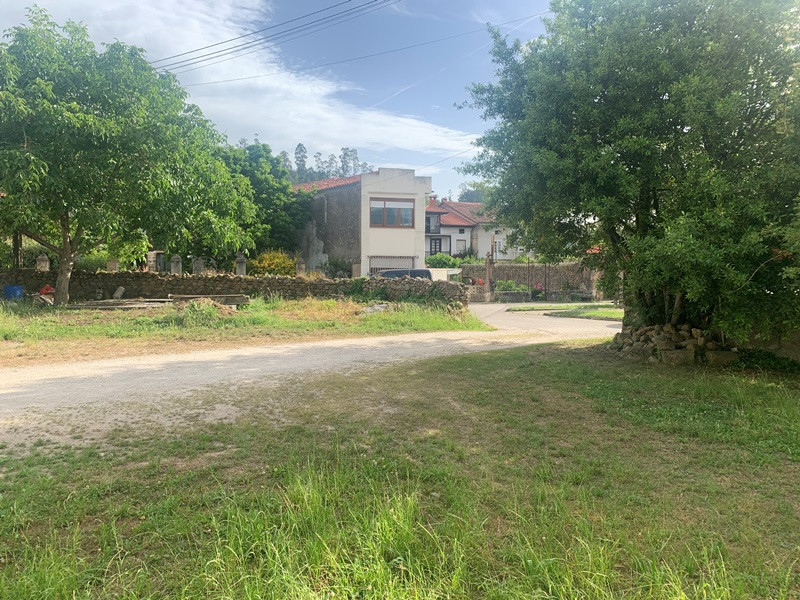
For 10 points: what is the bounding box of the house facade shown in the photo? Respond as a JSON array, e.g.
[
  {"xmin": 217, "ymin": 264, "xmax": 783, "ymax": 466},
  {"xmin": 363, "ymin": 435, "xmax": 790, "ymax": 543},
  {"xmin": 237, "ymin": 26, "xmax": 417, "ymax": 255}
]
[
  {"xmin": 298, "ymin": 168, "xmax": 431, "ymax": 276},
  {"xmin": 425, "ymin": 199, "xmax": 526, "ymax": 260}
]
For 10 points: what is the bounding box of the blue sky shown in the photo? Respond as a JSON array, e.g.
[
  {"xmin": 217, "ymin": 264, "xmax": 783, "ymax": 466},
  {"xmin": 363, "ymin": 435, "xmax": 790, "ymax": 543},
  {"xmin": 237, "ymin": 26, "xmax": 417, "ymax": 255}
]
[{"xmin": 1, "ymin": 0, "xmax": 550, "ymax": 196}]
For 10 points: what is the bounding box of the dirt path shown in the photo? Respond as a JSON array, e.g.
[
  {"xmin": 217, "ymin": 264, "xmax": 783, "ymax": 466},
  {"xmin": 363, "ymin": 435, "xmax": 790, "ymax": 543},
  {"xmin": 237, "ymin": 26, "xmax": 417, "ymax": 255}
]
[{"xmin": 0, "ymin": 306, "xmax": 620, "ymax": 447}]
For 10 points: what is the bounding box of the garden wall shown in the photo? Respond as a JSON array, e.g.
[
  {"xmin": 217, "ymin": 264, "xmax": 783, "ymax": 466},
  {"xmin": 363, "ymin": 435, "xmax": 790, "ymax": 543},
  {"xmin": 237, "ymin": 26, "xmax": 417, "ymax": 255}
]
[
  {"xmin": 460, "ymin": 262, "xmax": 599, "ymax": 300},
  {"xmin": 0, "ymin": 269, "xmax": 467, "ymax": 305}
]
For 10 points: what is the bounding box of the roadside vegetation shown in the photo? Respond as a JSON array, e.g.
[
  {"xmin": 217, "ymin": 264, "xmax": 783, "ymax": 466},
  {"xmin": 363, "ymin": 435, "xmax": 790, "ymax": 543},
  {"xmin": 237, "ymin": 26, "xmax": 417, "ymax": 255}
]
[
  {"xmin": 544, "ymin": 307, "xmax": 624, "ymax": 321},
  {"xmin": 506, "ymin": 302, "xmax": 623, "ymax": 320},
  {"xmin": 508, "ymin": 302, "xmax": 617, "ymax": 312},
  {"xmin": 1, "ymin": 343, "xmax": 798, "ymax": 597},
  {"xmin": 0, "ymin": 297, "xmax": 487, "ymax": 366}
]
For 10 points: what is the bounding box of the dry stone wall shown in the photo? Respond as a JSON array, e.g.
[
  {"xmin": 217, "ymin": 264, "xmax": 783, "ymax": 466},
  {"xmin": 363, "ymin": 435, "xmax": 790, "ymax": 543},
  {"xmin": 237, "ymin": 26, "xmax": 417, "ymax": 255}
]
[
  {"xmin": 610, "ymin": 323, "xmax": 740, "ymax": 367},
  {"xmin": 0, "ymin": 270, "xmax": 467, "ymax": 304}
]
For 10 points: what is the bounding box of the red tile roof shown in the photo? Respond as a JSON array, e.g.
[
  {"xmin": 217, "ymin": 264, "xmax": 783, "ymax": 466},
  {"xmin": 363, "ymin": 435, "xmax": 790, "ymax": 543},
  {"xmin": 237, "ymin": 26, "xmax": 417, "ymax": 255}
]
[
  {"xmin": 440, "ymin": 200, "xmax": 494, "ymax": 224},
  {"xmin": 425, "ymin": 205, "xmax": 448, "ymax": 214},
  {"xmin": 295, "ymin": 175, "xmax": 362, "ymax": 193},
  {"xmin": 440, "ymin": 211, "xmax": 475, "ymax": 227}
]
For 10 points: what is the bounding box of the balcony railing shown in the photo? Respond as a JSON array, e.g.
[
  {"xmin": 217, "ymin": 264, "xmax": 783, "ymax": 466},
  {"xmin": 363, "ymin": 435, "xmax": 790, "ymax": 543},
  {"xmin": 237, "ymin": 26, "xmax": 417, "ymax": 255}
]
[{"xmin": 425, "ymin": 223, "xmax": 441, "ymax": 234}]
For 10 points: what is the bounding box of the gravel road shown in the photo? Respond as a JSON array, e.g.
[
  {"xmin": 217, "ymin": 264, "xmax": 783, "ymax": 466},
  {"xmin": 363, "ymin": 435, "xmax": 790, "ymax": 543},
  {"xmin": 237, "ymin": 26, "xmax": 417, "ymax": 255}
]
[{"xmin": 0, "ymin": 305, "xmax": 619, "ymax": 446}]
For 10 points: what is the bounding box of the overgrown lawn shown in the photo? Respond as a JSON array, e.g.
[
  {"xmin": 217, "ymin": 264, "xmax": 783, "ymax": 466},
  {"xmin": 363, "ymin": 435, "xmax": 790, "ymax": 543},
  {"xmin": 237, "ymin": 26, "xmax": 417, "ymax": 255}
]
[
  {"xmin": 1, "ymin": 344, "xmax": 799, "ymax": 597},
  {"xmin": 0, "ymin": 297, "xmax": 488, "ymax": 366}
]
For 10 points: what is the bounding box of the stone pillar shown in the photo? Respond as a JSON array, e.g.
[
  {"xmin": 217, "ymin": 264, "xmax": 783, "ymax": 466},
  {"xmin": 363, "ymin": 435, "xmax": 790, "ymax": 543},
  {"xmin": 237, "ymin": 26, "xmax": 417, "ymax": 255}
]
[
  {"xmin": 235, "ymin": 252, "xmax": 247, "ymax": 276},
  {"xmin": 296, "ymin": 258, "xmax": 305, "ymax": 277},
  {"xmin": 351, "ymin": 261, "xmax": 361, "ymax": 279},
  {"xmin": 146, "ymin": 251, "xmax": 158, "ymax": 272},
  {"xmin": 170, "ymin": 254, "xmax": 182, "ymax": 275},
  {"xmin": 155, "ymin": 251, "xmax": 166, "ymax": 273},
  {"xmin": 192, "ymin": 257, "xmax": 205, "ymax": 275},
  {"xmin": 36, "ymin": 253, "xmax": 50, "ymax": 272},
  {"xmin": 106, "ymin": 259, "xmax": 120, "ymax": 272}
]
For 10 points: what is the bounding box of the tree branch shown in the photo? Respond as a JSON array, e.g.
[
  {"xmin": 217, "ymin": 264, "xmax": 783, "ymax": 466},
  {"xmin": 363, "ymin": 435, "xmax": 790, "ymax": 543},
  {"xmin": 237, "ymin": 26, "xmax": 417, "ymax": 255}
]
[{"xmin": 19, "ymin": 229, "xmax": 60, "ymax": 253}]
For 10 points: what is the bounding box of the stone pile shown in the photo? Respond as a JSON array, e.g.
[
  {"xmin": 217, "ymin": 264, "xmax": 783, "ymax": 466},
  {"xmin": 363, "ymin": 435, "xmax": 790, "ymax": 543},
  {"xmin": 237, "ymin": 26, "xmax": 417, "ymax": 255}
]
[{"xmin": 610, "ymin": 322, "xmax": 739, "ymax": 367}]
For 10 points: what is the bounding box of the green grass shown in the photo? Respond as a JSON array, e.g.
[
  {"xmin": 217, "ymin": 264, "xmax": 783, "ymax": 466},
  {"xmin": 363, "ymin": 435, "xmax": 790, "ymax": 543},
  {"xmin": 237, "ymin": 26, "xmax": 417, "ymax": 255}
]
[
  {"xmin": 1, "ymin": 344, "xmax": 799, "ymax": 597},
  {"xmin": 507, "ymin": 302, "xmax": 617, "ymax": 312},
  {"xmin": 0, "ymin": 297, "xmax": 488, "ymax": 344},
  {"xmin": 544, "ymin": 307, "xmax": 625, "ymax": 321}
]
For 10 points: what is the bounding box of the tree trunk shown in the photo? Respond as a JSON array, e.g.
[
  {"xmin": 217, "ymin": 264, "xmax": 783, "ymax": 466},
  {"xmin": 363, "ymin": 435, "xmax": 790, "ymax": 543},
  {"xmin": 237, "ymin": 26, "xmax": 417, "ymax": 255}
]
[
  {"xmin": 12, "ymin": 231, "xmax": 23, "ymax": 268},
  {"xmin": 670, "ymin": 292, "xmax": 685, "ymax": 326},
  {"xmin": 54, "ymin": 250, "xmax": 77, "ymax": 306}
]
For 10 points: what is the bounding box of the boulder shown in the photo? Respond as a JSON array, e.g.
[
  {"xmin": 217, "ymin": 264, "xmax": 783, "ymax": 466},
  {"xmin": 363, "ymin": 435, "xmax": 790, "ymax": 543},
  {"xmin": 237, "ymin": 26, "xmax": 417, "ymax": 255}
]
[
  {"xmin": 661, "ymin": 349, "xmax": 697, "ymax": 366},
  {"xmin": 656, "ymin": 339, "xmax": 676, "ymax": 351}
]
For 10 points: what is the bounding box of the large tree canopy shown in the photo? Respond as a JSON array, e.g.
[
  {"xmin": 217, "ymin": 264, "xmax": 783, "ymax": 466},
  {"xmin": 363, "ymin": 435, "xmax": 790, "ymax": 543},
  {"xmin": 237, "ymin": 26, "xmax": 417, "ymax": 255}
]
[
  {"xmin": 0, "ymin": 9, "xmax": 256, "ymax": 303},
  {"xmin": 465, "ymin": 0, "xmax": 800, "ymax": 339},
  {"xmin": 223, "ymin": 142, "xmax": 310, "ymax": 252}
]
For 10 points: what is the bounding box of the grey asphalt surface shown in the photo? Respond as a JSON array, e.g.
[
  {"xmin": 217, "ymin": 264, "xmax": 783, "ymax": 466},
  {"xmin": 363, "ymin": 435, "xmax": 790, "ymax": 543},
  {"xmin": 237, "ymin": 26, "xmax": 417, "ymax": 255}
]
[{"xmin": 0, "ymin": 304, "xmax": 619, "ymax": 440}]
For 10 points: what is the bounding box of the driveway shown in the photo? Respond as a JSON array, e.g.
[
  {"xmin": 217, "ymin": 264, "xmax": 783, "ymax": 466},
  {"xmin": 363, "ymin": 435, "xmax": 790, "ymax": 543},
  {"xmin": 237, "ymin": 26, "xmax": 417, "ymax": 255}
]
[{"xmin": 0, "ymin": 303, "xmax": 619, "ymax": 445}]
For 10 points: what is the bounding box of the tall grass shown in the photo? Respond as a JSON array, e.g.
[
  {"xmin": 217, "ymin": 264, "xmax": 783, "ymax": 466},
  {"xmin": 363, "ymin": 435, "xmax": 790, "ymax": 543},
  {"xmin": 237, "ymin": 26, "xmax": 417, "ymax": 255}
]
[
  {"xmin": 1, "ymin": 345, "xmax": 798, "ymax": 596},
  {"xmin": 0, "ymin": 297, "xmax": 488, "ymax": 344}
]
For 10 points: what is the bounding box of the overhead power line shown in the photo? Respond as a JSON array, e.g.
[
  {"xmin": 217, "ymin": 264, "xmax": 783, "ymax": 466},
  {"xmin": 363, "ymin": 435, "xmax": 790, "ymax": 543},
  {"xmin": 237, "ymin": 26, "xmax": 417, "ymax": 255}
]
[
  {"xmin": 151, "ymin": 0, "xmax": 353, "ymax": 64},
  {"xmin": 157, "ymin": 0, "xmax": 394, "ymax": 72},
  {"xmin": 172, "ymin": 0, "xmax": 399, "ymax": 75},
  {"xmin": 185, "ymin": 12, "xmax": 551, "ymax": 88}
]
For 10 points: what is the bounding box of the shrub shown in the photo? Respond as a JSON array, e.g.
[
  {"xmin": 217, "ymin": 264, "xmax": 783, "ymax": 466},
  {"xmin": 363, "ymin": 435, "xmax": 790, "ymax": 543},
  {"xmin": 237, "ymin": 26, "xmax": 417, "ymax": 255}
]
[
  {"xmin": 425, "ymin": 253, "xmax": 460, "ymax": 268},
  {"xmin": 452, "ymin": 247, "xmax": 478, "ymax": 260},
  {"xmin": 495, "ymin": 279, "xmax": 529, "ymax": 292},
  {"xmin": 180, "ymin": 299, "xmax": 221, "ymax": 327},
  {"xmin": 320, "ymin": 257, "xmax": 353, "ymax": 279},
  {"xmin": 458, "ymin": 255, "xmax": 484, "ymax": 264},
  {"xmin": 75, "ymin": 249, "xmax": 110, "ymax": 272},
  {"xmin": 248, "ymin": 250, "xmax": 296, "ymax": 276}
]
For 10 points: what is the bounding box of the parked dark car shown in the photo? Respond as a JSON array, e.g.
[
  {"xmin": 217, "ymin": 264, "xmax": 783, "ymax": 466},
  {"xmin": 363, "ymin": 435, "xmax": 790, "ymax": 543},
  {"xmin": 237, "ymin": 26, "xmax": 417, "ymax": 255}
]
[{"xmin": 375, "ymin": 269, "xmax": 433, "ymax": 280}]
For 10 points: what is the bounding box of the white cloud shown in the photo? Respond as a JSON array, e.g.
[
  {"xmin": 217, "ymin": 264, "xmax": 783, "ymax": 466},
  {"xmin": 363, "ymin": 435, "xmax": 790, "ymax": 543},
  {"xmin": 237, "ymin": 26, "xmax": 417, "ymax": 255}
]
[{"xmin": 0, "ymin": 0, "xmax": 477, "ymax": 160}]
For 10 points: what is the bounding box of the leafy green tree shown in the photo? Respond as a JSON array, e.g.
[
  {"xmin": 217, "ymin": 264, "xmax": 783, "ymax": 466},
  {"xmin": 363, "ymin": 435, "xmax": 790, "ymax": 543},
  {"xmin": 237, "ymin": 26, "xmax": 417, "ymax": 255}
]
[
  {"xmin": 222, "ymin": 142, "xmax": 310, "ymax": 252},
  {"xmin": 465, "ymin": 0, "xmax": 800, "ymax": 339},
  {"xmin": 0, "ymin": 9, "xmax": 256, "ymax": 304},
  {"xmin": 293, "ymin": 143, "xmax": 308, "ymax": 181},
  {"xmin": 285, "ymin": 144, "xmax": 374, "ymax": 183},
  {"xmin": 457, "ymin": 181, "xmax": 493, "ymax": 204}
]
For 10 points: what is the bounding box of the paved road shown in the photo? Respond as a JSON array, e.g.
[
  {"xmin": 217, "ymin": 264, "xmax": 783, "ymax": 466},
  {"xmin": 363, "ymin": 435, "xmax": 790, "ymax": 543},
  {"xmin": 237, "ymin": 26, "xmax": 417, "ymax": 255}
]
[{"xmin": 0, "ymin": 304, "xmax": 619, "ymax": 444}]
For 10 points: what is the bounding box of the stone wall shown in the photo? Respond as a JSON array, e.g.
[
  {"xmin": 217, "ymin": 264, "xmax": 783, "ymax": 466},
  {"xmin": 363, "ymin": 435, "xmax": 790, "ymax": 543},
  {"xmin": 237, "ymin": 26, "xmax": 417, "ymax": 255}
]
[
  {"xmin": 300, "ymin": 183, "xmax": 361, "ymax": 271},
  {"xmin": 610, "ymin": 323, "xmax": 739, "ymax": 367},
  {"xmin": 0, "ymin": 269, "xmax": 467, "ymax": 305},
  {"xmin": 460, "ymin": 262, "xmax": 598, "ymax": 299}
]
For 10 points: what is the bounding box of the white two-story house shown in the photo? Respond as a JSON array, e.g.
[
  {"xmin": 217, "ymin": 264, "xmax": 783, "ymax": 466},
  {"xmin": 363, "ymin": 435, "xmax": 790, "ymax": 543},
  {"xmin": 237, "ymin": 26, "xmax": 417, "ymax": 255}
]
[{"xmin": 298, "ymin": 168, "xmax": 431, "ymax": 276}]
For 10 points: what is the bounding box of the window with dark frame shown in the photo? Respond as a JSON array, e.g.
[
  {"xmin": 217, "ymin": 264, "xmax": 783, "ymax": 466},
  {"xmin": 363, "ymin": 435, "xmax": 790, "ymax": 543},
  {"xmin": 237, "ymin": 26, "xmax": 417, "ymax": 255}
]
[
  {"xmin": 459, "ymin": 228, "xmax": 465, "ymax": 234},
  {"xmin": 370, "ymin": 198, "xmax": 414, "ymax": 227},
  {"xmin": 430, "ymin": 238, "xmax": 442, "ymax": 254}
]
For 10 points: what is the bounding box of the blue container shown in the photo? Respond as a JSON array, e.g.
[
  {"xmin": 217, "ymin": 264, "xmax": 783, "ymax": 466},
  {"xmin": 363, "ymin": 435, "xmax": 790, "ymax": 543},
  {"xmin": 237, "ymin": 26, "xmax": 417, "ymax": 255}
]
[{"xmin": 3, "ymin": 285, "xmax": 23, "ymax": 300}]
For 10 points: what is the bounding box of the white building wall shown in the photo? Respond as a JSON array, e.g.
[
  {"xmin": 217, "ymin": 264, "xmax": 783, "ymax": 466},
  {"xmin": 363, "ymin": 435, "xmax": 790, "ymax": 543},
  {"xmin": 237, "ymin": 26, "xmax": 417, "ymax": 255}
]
[
  {"xmin": 440, "ymin": 226, "xmax": 472, "ymax": 255},
  {"xmin": 474, "ymin": 226, "xmax": 523, "ymax": 259},
  {"xmin": 359, "ymin": 169, "xmax": 431, "ymax": 275}
]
